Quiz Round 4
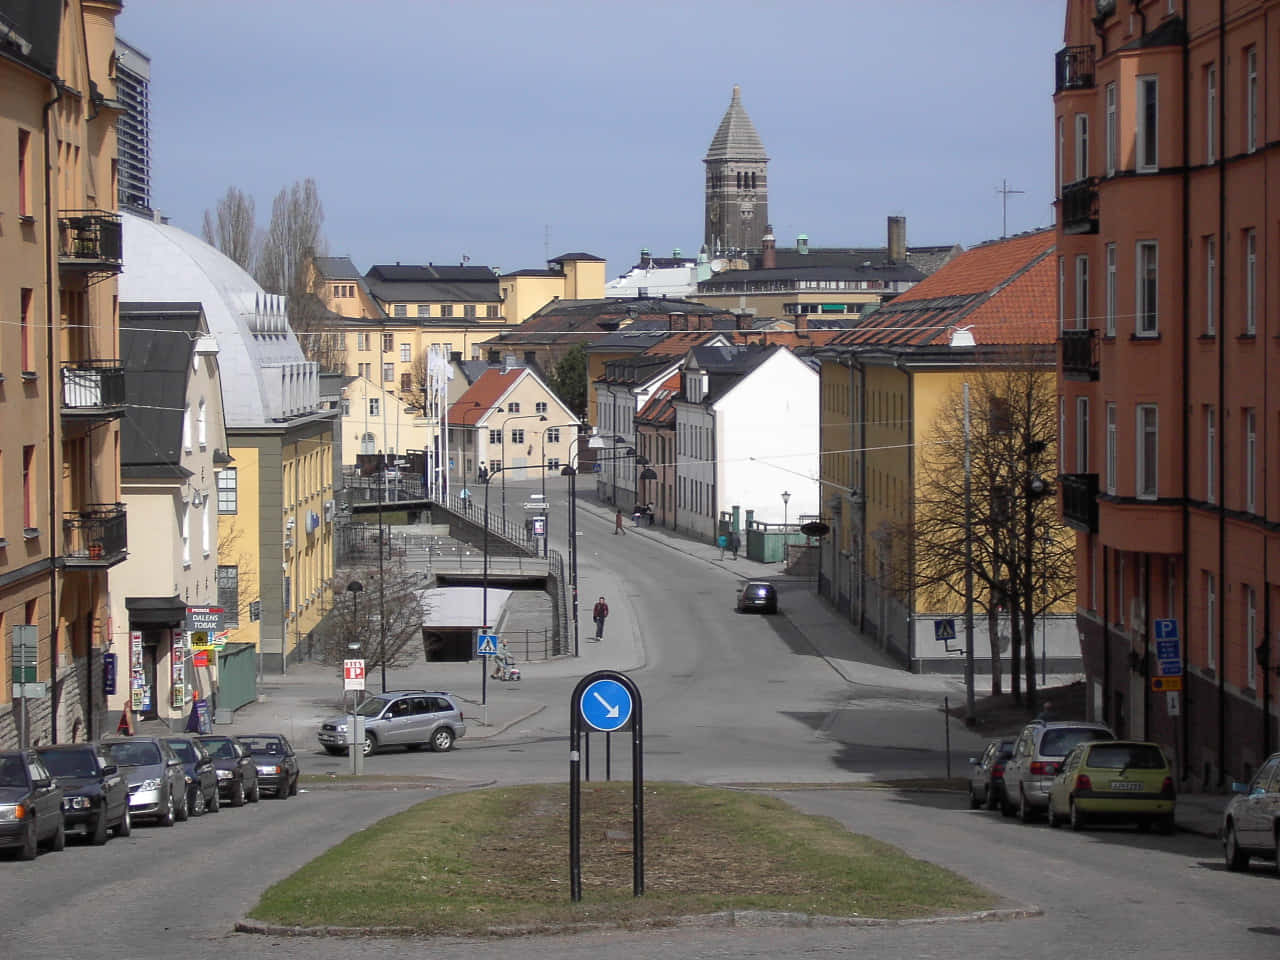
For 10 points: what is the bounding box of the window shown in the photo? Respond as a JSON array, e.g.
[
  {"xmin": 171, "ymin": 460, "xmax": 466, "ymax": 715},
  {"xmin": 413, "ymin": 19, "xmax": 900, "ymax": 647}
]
[
  {"xmin": 988, "ymin": 397, "xmax": 1011, "ymax": 435},
  {"xmin": 197, "ymin": 399, "xmax": 207, "ymax": 447},
  {"xmin": 1136, "ymin": 404, "xmax": 1158, "ymax": 499},
  {"xmin": 535, "ymin": 401, "xmax": 548, "ymax": 414},
  {"xmin": 546, "ymin": 427, "xmax": 561, "ymax": 444},
  {"xmin": 1246, "ymin": 585, "xmax": 1257, "ymax": 688},
  {"xmin": 1206, "ymin": 64, "xmax": 1216, "ymax": 164},
  {"xmin": 1059, "ymin": 396, "xmax": 1066, "ymax": 473},
  {"xmin": 464, "ymin": 304, "xmax": 476, "ymax": 318},
  {"xmin": 1056, "ymin": 116, "xmax": 1064, "ymax": 196},
  {"xmin": 1136, "ymin": 241, "xmax": 1158, "ymax": 335},
  {"xmin": 488, "ymin": 459, "xmax": 501, "ymax": 473},
  {"xmin": 1075, "ymin": 397, "xmax": 1089, "ymax": 472},
  {"xmin": 369, "ymin": 398, "xmax": 379, "ymax": 416},
  {"xmin": 182, "ymin": 405, "xmax": 192, "ymax": 452},
  {"xmin": 393, "ymin": 304, "xmax": 407, "ymax": 318},
  {"xmin": 217, "ymin": 468, "xmax": 238, "ymax": 514},
  {"xmin": 1057, "ymin": 256, "xmax": 1065, "ymax": 330},
  {"xmin": 22, "ymin": 444, "xmax": 35, "ymax": 530},
  {"xmin": 511, "ymin": 429, "xmax": 524, "ymax": 444},
  {"xmin": 20, "ymin": 288, "xmax": 34, "ymax": 371},
  {"xmin": 507, "ymin": 402, "xmax": 520, "ymax": 413},
  {"xmin": 1244, "ymin": 229, "xmax": 1256, "ymax": 335},
  {"xmin": 1245, "ymin": 408, "xmax": 1257, "ymax": 513},
  {"xmin": 440, "ymin": 305, "xmax": 453, "ymax": 318},
  {"xmin": 356, "ymin": 332, "xmax": 369, "ymax": 351},
  {"xmin": 489, "ymin": 429, "xmax": 501, "ymax": 444},
  {"xmin": 181, "ymin": 502, "xmax": 191, "ymax": 567},
  {"xmin": 1137, "ymin": 75, "xmax": 1158, "ymax": 172},
  {"xmin": 400, "ymin": 343, "xmax": 411, "ymax": 362},
  {"xmin": 1105, "ymin": 243, "xmax": 1116, "ymax": 336},
  {"xmin": 1074, "ymin": 113, "xmax": 1089, "ymax": 181},
  {"xmin": 1206, "ymin": 406, "xmax": 1216, "ymax": 504},
  {"xmin": 1105, "ymin": 403, "xmax": 1117, "ymax": 495},
  {"xmin": 1075, "ymin": 255, "xmax": 1089, "ymax": 329},
  {"xmin": 1105, "ymin": 83, "xmax": 1117, "ymax": 175},
  {"xmin": 546, "ymin": 457, "xmax": 560, "ymax": 470},
  {"xmin": 400, "ymin": 372, "xmax": 411, "ymax": 391},
  {"xmin": 382, "ymin": 362, "xmax": 394, "ymax": 382},
  {"xmin": 1247, "ymin": 47, "xmax": 1258, "ymax": 153},
  {"xmin": 357, "ymin": 362, "xmax": 371, "ymax": 379},
  {"xmin": 217, "ymin": 567, "xmax": 239, "ymax": 626},
  {"xmin": 1206, "ymin": 572, "xmax": 1217, "ymax": 669},
  {"xmin": 486, "ymin": 305, "xmax": 499, "ymax": 318},
  {"xmin": 417, "ymin": 304, "xmax": 430, "ymax": 318},
  {"xmin": 1205, "ymin": 235, "xmax": 1216, "ymax": 334},
  {"xmin": 382, "ymin": 333, "xmax": 393, "ymax": 352},
  {"xmin": 202, "ymin": 502, "xmax": 211, "ymax": 556}
]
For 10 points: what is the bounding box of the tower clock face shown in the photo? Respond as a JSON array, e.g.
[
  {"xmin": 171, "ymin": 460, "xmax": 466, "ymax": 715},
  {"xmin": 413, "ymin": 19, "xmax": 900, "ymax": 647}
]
[{"xmin": 709, "ymin": 206, "xmax": 719, "ymax": 222}]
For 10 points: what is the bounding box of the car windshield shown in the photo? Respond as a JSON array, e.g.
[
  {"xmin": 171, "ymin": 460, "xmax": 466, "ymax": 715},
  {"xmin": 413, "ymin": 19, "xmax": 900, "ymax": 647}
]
[
  {"xmin": 356, "ymin": 697, "xmax": 390, "ymax": 718},
  {"xmin": 200, "ymin": 738, "xmax": 237, "ymax": 760},
  {"xmin": 240, "ymin": 737, "xmax": 281, "ymax": 755},
  {"xmin": 38, "ymin": 749, "xmax": 97, "ymax": 778},
  {"xmin": 104, "ymin": 741, "xmax": 161, "ymax": 766},
  {"xmin": 1040, "ymin": 728, "xmax": 1111, "ymax": 758},
  {"xmin": 0, "ymin": 756, "xmax": 28, "ymax": 787},
  {"xmin": 166, "ymin": 741, "xmax": 197, "ymax": 763},
  {"xmin": 1087, "ymin": 744, "xmax": 1166, "ymax": 770}
]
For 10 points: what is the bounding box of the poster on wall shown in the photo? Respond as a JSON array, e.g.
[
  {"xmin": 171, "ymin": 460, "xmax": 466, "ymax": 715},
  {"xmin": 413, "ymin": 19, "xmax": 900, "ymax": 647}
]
[
  {"xmin": 170, "ymin": 629, "xmax": 186, "ymax": 709},
  {"xmin": 129, "ymin": 630, "xmax": 145, "ymax": 711}
]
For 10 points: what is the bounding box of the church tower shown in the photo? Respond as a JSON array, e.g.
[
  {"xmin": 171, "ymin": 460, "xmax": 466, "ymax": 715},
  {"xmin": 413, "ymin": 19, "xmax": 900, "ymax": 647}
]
[{"xmin": 703, "ymin": 85, "xmax": 769, "ymax": 257}]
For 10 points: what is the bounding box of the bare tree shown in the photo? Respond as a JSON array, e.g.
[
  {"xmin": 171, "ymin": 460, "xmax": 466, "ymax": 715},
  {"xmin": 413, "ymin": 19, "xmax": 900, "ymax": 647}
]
[
  {"xmin": 315, "ymin": 556, "xmax": 431, "ymax": 671},
  {"xmin": 908, "ymin": 351, "xmax": 1073, "ymax": 706},
  {"xmin": 201, "ymin": 186, "xmax": 258, "ymax": 274}
]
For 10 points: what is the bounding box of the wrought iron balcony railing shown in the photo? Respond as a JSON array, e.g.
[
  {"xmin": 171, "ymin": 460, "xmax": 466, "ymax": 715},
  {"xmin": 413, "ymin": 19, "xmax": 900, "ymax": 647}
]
[
  {"xmin": 1061, "ymin": 328, "xmax": 1100, "ymax": 381},
  {"xmin": 61, "ymin": 360, "xmax": 126, "ymax": 418},
  {"xmin": 1056, "ymin": 45, "xmax": 1095, "ymax": 93},
  {"xmin": 62, "ymin": 503, "xmax": 128, "ymax": 568},
  {"xmin": 1061, "ymin": 178, "xmax": 1099, "ymax": 234},
  {"xmin": 57, "ymin": 210, "xmax": 123, "ymax": 273},
  {"xmin": 1060, "ymin": 473, "xmax": 1100, "ymax": 533}
]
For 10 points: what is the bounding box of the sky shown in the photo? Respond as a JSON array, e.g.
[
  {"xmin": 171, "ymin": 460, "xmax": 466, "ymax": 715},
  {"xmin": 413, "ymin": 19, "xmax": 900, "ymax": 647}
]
[{"xmin": 116, "ymin": 1, "xmax": 1065, "ymax": 281}]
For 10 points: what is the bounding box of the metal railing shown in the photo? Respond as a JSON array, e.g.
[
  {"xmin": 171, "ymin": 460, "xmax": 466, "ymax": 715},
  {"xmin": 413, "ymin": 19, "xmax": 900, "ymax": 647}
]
[
  {"xmin": 56, "ymin": 210, "xmax": 123, "ymax": 270},
  {"xmin": 1060, "ymin": 473, "xmax": 1100, "ymax": 533},
  {"xmin": 1055, "ymin": 45, "xmax": 1095, "ymax": 93},
  {"xmin": 1061, "ymin": 178, "xmax": 1098, "ymax": 235},
  {"xmin": 62, "ymin": 502, "xmax": 127, "ymax": 565},
  {"xmin": 344, "ymin": 474, "xmax": 427, "ymax": 505},
  {"xmin": 1060, "ymin": 328, "xmax": 1100, "ymax": 381},
  {"xmin": 61, "ymin": 360, "xmax": 125, "ymax": 413},
  {"xmin": 497, "ymin": 628, "xmax": 555, "ymax": 662}
]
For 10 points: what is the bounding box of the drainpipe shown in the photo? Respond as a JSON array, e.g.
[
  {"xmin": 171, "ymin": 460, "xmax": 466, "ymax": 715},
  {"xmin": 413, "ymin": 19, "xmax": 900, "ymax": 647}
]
[
  {"xmin": 1215, "ymin": 0, "xmax": 1227, "ymax": 785},
  {"xmin": 43, "ymin": 80, "xmax": 63, "ymax": 743},
  {"xmin": 856, "ymin": 358, "xmax": 868, "ymax": 633},
  {"xmin": 1179, "ymin": 26, "xmax": 1192, "ymax": 782},
  {"xmin": 1102, "ymin": 546, "xmax": 1110, "ymax": 726},
  {"xmin": 1143, "ymin": 555, "xmax": 1151, "ymax": 737}
]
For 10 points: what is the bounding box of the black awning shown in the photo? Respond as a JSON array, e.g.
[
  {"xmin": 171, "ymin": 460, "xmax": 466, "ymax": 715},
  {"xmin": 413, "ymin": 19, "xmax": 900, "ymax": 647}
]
[{"xmin": 125, "ymin": 595, "xmax": 186, "ymax": 628}]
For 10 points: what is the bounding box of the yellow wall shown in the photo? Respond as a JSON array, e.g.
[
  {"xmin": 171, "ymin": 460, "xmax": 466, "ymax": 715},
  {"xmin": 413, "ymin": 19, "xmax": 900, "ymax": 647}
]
[
  {"xmin": 562, "ymin": 259, "xmax": 605, "ymax": 300},
  {"xmin": 500, "ymin": 274, "xmax": 566, "ymax": 324},
  {"xmin": 217, "ymin": 445, "xmax": 262, "ymax": 651}
]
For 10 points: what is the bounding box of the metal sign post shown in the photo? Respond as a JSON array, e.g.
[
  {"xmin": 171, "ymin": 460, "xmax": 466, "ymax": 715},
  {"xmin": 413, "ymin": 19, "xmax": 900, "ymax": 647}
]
[
  {"xmin": 11, "ymin": 625, "xmax": 39, "ymax": 749},
  {"xmin": 569, "ymin": 670, "xmax": 643, "ymax": 902}
]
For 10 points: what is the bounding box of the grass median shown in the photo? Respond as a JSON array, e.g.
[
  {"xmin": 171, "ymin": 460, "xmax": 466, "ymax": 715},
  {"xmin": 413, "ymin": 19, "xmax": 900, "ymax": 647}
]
[{"xmin": 250, "ymin": 781, "xmax": 996, "ymax": 936}]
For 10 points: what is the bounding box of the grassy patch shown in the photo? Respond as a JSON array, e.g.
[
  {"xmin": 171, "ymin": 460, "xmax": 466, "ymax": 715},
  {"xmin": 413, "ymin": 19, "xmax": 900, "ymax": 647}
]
[{"xmin": 250, "ymin": 782, "xmax": 995, "ymax": 935}]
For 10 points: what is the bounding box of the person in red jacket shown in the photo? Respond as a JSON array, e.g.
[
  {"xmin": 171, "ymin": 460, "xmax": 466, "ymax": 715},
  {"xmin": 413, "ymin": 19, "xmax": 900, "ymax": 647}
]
[{"xmin": 592, "ymin": 597, "xmax": 609, "ymax": 641}]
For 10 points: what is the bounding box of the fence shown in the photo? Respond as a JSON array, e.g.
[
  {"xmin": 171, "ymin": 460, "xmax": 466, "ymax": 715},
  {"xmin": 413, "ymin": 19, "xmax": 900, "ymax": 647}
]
[{"xmin": 502, "ymin": 628, "xmax": 555, "ymax": 662}]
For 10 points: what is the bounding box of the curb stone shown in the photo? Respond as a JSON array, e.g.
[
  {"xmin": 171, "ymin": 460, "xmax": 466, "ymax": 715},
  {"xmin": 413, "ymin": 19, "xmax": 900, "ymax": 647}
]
[{"xmin": 233, "ymin": 905, "xmax": 1042, "ymax": 940}]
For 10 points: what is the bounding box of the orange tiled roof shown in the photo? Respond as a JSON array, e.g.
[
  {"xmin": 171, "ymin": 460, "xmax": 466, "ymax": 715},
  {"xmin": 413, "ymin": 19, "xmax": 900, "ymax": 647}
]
[
  {"xmin": 635, "ymin": 373, "xmax": 682, "ymax": 426},
  {"xmin": 447, "ymin": 368, "xmax": 522, "ymax": 425},
  {"xmin": 891, "ymin": 230, "xmax": 1055, "ymax": 304}
]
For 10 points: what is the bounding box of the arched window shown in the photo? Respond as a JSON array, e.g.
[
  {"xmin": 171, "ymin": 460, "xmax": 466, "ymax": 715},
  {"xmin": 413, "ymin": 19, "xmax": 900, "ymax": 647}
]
[
  {"xmin": 361, "ymin": 432, "xmax": 376, "ymax": 455},
  {"xmin": 750, "ymin": 172, "xmax": 757, "ymax": 189},
  {"xmin": 736, "ymin": 172, "xmax": 742, "ymax": 189}
]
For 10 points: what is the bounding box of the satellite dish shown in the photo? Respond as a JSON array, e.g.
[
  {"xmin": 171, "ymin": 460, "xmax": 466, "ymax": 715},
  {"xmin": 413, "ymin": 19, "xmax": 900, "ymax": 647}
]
[{"xmin": 710, "ymin": 259, "xmax": 728, "ymax": 273}]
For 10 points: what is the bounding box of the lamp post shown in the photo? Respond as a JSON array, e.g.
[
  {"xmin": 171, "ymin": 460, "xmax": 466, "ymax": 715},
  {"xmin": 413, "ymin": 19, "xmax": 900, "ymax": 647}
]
[
  {"xmin": 561, "ymin": 462, "xmax": 580, "ymax": 657},
  {"xmin": 375, "ymin": 453, "xmax": 387, "ymax": 693},
  {"xmin": 781, "ymin": 490, "xmax": 791, "ymax": 530},
  {"xmin": 540, "ymin": 422, "xmax": 575, "ymax": 558},
  {"xmin": 501, "ymin": 413, "xmax": 547, "ymax": 529},
  {"xmin": 346, "ymin": 580, "xmax": 364, "ymax": 647}
]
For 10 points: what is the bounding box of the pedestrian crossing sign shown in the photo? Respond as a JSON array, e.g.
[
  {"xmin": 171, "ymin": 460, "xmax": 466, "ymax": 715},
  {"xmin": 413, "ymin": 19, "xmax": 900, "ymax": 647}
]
[
  {"xmin": 477, "ymin": 633, "xmax": 499, "ymax": 656},
  {"xmin": 934, "ymin": 619, "xmax": 957, "ymax": 643}
]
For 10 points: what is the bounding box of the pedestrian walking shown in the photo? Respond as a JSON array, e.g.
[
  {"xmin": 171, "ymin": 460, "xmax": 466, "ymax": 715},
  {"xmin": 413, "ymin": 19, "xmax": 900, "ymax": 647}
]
[
  {"xmin": 646, "ymin": 502, "xmax": 655, "ymax": 527},
  {"xmin": 1035, "ymin": 699, "xmax": 1057, "ymax": 722},
  {"xmin": 592, "ymin": 596, "xmax": 609, "ymax": 640},
  {"xmin": 717, "ymin": 532, "xmax": 728, "ymax": 558},
  {"xmin": 614, "ymin": 509, "xmax": 626, "ymax": 535},
  {"xmin": 730, "ymin": 531, "xmax": 741, "ymax": 560}
]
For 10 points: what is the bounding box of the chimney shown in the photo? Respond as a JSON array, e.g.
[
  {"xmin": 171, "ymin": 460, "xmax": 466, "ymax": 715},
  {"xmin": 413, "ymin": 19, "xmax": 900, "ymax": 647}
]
[
  {"xmin": 672, "ymin": 248, "xmax": 682, "ymax": 259},
  {"xmin": 668, "ymin": 311, "xmax": 687, "ymax": 332},
  {"xmin": 734, "ymin": 310, "xmax": 754, "ymax": 331},
  {"xmin": 887, "ymin": 215, "xmax": 907, "ymax": 262},
  {"xmin": 796, "ymin": 234, "xmax": 809, "ymax": 255},
  {"xmin": 796, "ymin": 313, "xmax": 809, "ymax": 333},
  {"xmin": 762, "ymin": 225, "xmax": 776, "ymax": 269},
  {"xmin": 640, "ymin": 247, "xmax": 650, "ymax": 267}
]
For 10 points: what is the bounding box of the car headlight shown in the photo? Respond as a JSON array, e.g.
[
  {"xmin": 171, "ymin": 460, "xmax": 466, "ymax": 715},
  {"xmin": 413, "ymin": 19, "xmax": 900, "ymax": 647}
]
[
  {"xmin": 138, "ymin": 778, "xmax": 162, "ymax": 792},
  {"xmin": 335, "ymin": 723, "xmax": 348, "ymax": 733},
  {"xmin": 216, "ymin": 769, "xmax": 232, "ymax": 780},
  {"xmin": 0, "ymin": 803, "xmax": 26, "ymax": 821},
  {"xmin": 65, "ymin": 795, "xmax": 92, "ymax": 810},
  {"xmin": 258, "ymin": 765, "xmax": 281, "ymax": 775},
  {"xmin": 184, "ymin": 774, "xmax": 193, "ymax": 784}
]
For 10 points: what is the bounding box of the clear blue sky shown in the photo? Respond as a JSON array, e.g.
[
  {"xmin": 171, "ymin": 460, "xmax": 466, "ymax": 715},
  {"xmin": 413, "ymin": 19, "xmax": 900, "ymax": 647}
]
[{"xmin": 117, "ymin": 1, "xmax": 1064, "ymax": 279}]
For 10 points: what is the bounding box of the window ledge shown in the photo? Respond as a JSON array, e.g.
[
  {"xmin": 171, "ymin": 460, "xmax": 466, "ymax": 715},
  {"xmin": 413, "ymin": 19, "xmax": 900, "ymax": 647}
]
[
  {"xmin": 23, "ymin": 527, "xmax": 39, "ymax": 540},
  {"xmin": 1130, "ymin": 333, "xmax": 1162, "ymax": 342},
  {"xmin": 21, "ymin": 370, "xmax": 38, "ymax": 382},
  {"xmin": 19, "ymin": 214, "xmax": 35, "ymax": 225},
  {"xmin": 1237, "ymin": 333, "xmax": 1257, "ymax": 342},
  {"xmin": 1197, "ymin": 333, "xmax": 1216, "ymax": 341},
  {"xmin": 0, "ymin": 537, "xmax": 7, "ymax": 549}
]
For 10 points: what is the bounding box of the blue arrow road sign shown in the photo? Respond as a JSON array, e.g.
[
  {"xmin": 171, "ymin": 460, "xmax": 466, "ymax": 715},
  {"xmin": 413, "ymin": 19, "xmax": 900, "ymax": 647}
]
[
  {"xmin": 580, "ymin": 678, "xmax": 633, "ymax": 732},
  {"xmin": 477, "ymin": 633, "xmax": 498, "ymax": 656},
  {"xmin": 934, "ymin": 619, "xmax": 957, "ymax": 643}
]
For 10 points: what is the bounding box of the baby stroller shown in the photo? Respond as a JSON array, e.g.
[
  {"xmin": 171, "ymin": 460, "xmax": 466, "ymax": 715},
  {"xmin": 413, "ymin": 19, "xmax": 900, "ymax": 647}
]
[{"xmin": 491, "ymin": 653, "xmax": 520, "ymax": 682}]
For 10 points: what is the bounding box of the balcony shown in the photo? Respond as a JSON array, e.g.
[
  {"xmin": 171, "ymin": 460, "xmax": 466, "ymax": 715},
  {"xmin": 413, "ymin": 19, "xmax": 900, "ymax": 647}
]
[
  {"xmin": 62, "ymin": 503, "xmax": 128, "ymax": 569},
  {"xmin": 57, "ymin": 210, "xmax": 123, "ymax": 274},
  {"xmin": 1061, "ymin": 328, "xmax": 1099, "ymax": 381},
  {"xmin": 1055, "ymin": 45, "xmax": 1095, "ymax": 93},
  {"xmin": 61, "ymin": 360, "xmax": 126, "ymax": 421},
  {"xmin": 1061, "ymin": 179, "xmax": 1098, "ymax": 234},
  {"xmin": 1060, "ymin": 473, "xmax": 1100, "ymax": 533}
]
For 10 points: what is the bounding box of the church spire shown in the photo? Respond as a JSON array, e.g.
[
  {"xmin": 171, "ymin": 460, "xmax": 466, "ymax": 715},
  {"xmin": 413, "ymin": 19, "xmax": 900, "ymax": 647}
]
[{"xmin": 704, "ymin": 86, "xmax": 769, "ymax": 257}]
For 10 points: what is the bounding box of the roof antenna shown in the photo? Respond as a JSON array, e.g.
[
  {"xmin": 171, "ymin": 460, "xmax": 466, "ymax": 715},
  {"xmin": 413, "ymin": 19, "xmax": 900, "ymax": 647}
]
[
  {"xmin": 544, "ymin": 224, "xmax": 550, "ymax": 263},
  {"xmin": 995, "ymin": 179, "xmax": 1025, "ymax": 239}
]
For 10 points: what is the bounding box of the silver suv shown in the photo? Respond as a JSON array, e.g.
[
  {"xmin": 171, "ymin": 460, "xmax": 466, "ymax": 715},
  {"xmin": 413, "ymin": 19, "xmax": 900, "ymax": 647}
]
[
  {"xmin": 318, "ymin": 690, "xmax": 465, "ymax": 757},
  {"xmin": 1002, "ymin": 719, "xmax": 1113, "ymax": 822}
]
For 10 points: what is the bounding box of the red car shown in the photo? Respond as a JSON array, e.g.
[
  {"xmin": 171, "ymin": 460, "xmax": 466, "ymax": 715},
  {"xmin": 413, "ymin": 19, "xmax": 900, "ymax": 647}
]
[{"xmin": 969, "ymin": 738, "xmax": 1015, "ymax": 811}]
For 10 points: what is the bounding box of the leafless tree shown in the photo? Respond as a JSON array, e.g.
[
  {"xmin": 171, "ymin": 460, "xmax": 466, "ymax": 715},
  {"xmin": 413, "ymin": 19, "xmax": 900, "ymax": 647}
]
[
  {"xmin": 908, "ymin": 350, "xmax": 1073, "ymax": 706},
  {"xmin": 201, "ymin": 186, "xmax": 258, "ymax": 274},
  {"xmin": 315, "ymin": 557, "xmax": 433, "ymax": 670}
]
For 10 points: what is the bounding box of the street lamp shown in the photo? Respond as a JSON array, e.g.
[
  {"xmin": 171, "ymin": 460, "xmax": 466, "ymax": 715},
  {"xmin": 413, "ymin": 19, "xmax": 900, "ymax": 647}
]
[
  {"xmin": 501, "ymin": 413, "xmax": 547, "ymax": 529},
  {"xmin": 346, "ymin": 580, "xmax": 364, "ymax": 646},
  {"xmin": 374, "ymin": 454, "xmax": 388, "ymax": 693},
  {"xmin": 781, "ymin": 490, "xmax": 791, "ymax": 530},
  {"xmin": 561, "ymin": 460, "xmax": 580, "ymax": 657},
  {"xmin": 540, "ymin": 421, "xmax": 577, "ymax": 559}
]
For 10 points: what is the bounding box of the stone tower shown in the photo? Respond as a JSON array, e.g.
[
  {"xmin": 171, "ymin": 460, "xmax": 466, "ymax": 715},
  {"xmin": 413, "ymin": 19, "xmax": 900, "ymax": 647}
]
[{"xmin": 703, "ymin": 85, "xmax": 769, "ymax": 257}]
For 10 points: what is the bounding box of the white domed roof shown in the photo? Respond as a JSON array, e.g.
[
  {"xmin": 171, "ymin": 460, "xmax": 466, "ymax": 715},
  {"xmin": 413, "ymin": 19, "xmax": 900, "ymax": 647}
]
[{"xmin": 120, "ymin": 212, "xmax": 319, "ymax": 427}]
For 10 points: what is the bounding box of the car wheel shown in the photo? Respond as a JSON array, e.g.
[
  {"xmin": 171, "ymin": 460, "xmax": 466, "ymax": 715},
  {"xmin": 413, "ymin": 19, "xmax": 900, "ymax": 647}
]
[
  {"xmin": 322, "ymin": 746, "xmax": 345, "ymax": 756},
  {"xmin": 48, "ymin": 813, "xmax": 66, "ymax": 852},
  {"xmin": 1070, "ymin": 798, "xmax": 1086, "ymax": 832},
  {"xmin": 174, "ymin": 788, "xmax": 189, "ymax": 822},
  {"xmin": 18, "ymin": 818, "xmax": 38, "ymax": 860},
  {"xmin": 208, "ymin": 787, "xmax": 220, "ymax": 813},
  {"xmin": 361, "ymin": 732, "xmax": 377, "ymax": 757},
  {"xmin": 431, "ymin": 728, "xmax": 455, "ymax": 753},
  {"xmin": 159, "ymin": 790, "xmax": 176, "ymax": 827},
  {"xmin": 288, "ymin": 774, "xmax": 299, "ymax": 797},
  {"xmin": 188, "ymin": 785, "xmax": 205, "ymax": 817},
  {"xmin": 116, "ymin": 806, "xmax": 131, "ymax": 838},
  {"xmin": 968, "ymin": 785, "xmax": 980, "ymax": 810},
  {"xmin": 248, "ymin": 780, "xmax": 260, "ymax": 803},
  {"xmin": 1000, "ymin": 787, "xmax": 1016, "ymax": 818},
  {"xmin": 231, "ymin": 778, "xmax": 246, "ymax": 807},
  {"xmin": 90, "ymin": 808, "xmax": 110, "ymax": 845},
  {"xmin": 1018, "ymin": 788, "xmax": 1034, "ymax": 824},
  {"xmin": 1046, "ymin": 802, "xmax": 1059, "ymax": 829},
  {"xmin": 1224, "ymin": 821, "xmax": 1249, "ymax": 871},
  {"xmin": 1158, "ymin": 814, "xmax": 1175, "ymax": 836}
]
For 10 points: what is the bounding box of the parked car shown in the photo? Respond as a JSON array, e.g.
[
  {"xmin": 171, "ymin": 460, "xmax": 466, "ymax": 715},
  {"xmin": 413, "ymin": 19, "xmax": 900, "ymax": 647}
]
[
  {"xmin": 36, "ymin": 743, "xmax": 131, "ymax": 844},
  {"xmin": 195, "ymin": 735, "xmax": 260, "ymax": 806},
  {"xmin": 1223, "ymin": 750, "xmax": 1280, "ymax": 872},
  {"xmin": 318, "ymin": 690, "xmax": 466, "ymax": 756},
  {"xmin": 1002, "ymin": 719, "xmax": 1114, "ymax": 822},
  {"xmin": 737, "ymin": 581, "xmax": 778, "ymax": 614},
  {"xmin": 100, "ymin": 737, "xmax": 188, "ymax": 826},
  {"xmin": 163, "ymin": 736, "xmax": 220, "ymax": 816},
  {"xmin": 238, "ymin": 734, "xmax": 299, "ymax": 799},
  {"xmin": 1046, "ymin": 740, "xmax": 1175, "ymax": 833},
  {"xmin": 968, "ymin": 737, "xmax": 1015, "ymax": 811},
  {"xmin": 0, "ymin": 751, "xmax": 66, "ymax": 859}
]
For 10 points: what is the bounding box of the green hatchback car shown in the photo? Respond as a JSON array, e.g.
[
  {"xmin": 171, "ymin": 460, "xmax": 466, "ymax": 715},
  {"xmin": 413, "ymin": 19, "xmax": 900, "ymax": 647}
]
[{"xmin": 1046, "ymin": 740, "xmax": 1175, "ymax": 833}]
